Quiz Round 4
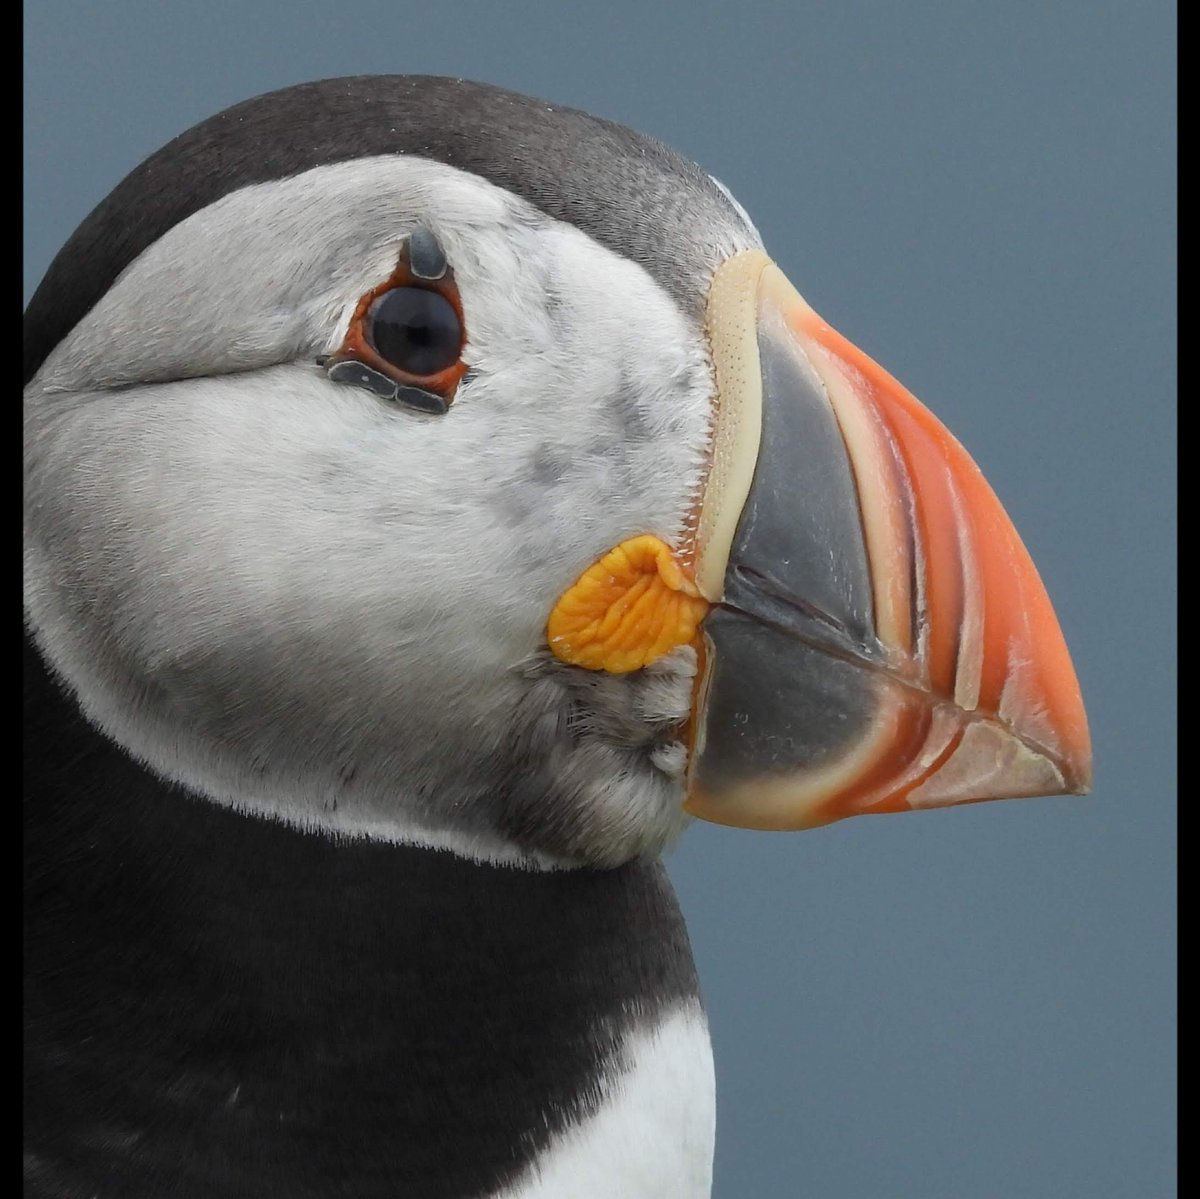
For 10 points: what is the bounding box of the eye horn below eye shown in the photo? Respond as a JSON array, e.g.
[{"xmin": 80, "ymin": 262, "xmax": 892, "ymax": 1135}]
[{"xmin": 324, "ymin": 360, "xmax": 449, "ymax": 414}]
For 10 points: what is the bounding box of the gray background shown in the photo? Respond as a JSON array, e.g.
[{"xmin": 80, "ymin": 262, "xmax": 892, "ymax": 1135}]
[{"xmin": 24, "ymin": 2, "xmax": 1175, "ymax": 1196}]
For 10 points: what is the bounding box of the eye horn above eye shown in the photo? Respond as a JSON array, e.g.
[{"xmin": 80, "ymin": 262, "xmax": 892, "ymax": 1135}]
[
  {"xmin": 321, "ymin": 227, "xmax": 467, "ymax": 413},
  {"xmin": 407, "ymin": 227, "xmax": 449, "ymax": 281}
]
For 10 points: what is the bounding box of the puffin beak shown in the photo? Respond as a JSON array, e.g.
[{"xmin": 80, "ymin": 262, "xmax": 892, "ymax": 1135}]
[{"xmin": 685, "ymin": 250, "xmax": 1091, "ymax": 830}]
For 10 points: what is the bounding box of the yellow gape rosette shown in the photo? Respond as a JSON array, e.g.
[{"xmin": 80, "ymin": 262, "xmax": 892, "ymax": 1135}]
[{"xmin": 546, "ymin": 535, "xmax": 710, "ymax": 674}]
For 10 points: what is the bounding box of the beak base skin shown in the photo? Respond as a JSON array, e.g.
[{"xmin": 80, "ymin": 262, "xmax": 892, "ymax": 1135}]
[{"xmin": 685, "ymin": 254, "xmax": 1091, "ymax": 831}]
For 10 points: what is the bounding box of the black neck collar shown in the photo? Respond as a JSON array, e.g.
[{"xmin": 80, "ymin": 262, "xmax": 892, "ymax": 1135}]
[{"xmin": 24, "ymin": 636, "xmax": 700, "ymax": 1198}]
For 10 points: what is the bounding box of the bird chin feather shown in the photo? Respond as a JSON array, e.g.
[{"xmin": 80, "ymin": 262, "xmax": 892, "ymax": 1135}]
[{"xmin": 497, "ymin": 645, "xmax": 698, "ymax": 866}]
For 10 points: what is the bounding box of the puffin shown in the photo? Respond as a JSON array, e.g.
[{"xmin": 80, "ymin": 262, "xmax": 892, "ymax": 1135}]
[{"xmin": 23, "ymin": 76, "xmax": 1092, "ymax": 1198}]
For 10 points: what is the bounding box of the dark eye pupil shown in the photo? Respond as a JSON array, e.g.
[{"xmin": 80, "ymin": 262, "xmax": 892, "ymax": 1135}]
[{"xmin": 366, "ymin": 288, "xmax": 461, "ymax": 376}]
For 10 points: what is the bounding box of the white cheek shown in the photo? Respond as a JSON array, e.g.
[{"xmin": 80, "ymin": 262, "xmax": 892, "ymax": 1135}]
[
  {"xmin": 27, "ymin": 367, "xmax": 545, "ymax": 670},
  {"xmin": 24, "ymin": 152, "xmax": 717, "ymax": 860},
  {"xmin": 450, "ymin": 219, "xmax": 715, "ymax": 573},
  {"xmin": 32, "ymin": 152, "xmax": 716, "ymax": 583}
]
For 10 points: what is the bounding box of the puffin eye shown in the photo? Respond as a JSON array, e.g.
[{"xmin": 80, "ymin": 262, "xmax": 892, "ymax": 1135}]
[
  {"xmin": 323, "ymin": 228, "xmax": 468, "ymax": 415},
  {"xmin": 366, "ymin": 288, "xmax": 462, "ymax": 378}
]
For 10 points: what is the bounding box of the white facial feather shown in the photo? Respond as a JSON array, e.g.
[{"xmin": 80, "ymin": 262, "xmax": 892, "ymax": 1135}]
[{"xmin": 25, "ymin": 156, "xmax": 754, "ymax": 866}]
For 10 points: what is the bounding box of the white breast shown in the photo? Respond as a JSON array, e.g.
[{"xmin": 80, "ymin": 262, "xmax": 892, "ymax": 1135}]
[{"xmin": 496, "ymin": 1001, "xmax": 716, "ymax": 1199}]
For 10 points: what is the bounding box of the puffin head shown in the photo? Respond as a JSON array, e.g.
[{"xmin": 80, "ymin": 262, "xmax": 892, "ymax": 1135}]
[{"xmin": 23, "ymin": 76, "xmax": 1091, "ymax": 869}]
